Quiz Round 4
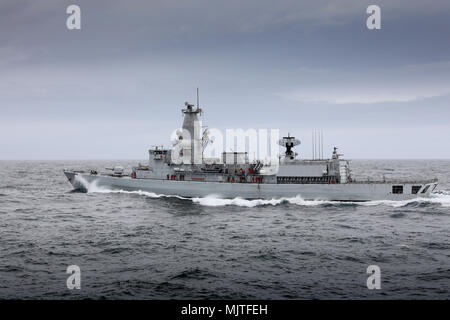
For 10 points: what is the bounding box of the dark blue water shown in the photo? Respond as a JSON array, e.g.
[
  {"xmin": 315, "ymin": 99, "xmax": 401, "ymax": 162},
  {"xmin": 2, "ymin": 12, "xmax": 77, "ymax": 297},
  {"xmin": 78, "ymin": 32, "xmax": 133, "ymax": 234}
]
[{"xmin": 0, "ymin": 160, "xmax": 449, "ymax": 299}]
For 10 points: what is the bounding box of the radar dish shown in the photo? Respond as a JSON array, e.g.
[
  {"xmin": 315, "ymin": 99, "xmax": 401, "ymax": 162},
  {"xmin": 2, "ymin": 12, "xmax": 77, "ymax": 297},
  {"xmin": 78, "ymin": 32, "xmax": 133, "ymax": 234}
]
[{"xmin": 278, "ymin": 137, "xmax": 301, "ymax": 147}]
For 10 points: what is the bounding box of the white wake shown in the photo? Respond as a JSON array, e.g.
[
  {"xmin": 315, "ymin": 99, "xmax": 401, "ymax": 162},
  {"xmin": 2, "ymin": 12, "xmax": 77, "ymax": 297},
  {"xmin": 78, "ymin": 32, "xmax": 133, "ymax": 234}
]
[{"xmin": 73, "ymin": 174, "xmax": 450, "ymax": 208}]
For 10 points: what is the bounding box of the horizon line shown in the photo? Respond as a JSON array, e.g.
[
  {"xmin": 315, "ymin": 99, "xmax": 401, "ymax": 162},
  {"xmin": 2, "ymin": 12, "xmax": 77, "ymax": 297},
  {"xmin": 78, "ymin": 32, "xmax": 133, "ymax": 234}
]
[{"xmin": 1, "ymin": 158, "xmax": 450, "ymax": 161}]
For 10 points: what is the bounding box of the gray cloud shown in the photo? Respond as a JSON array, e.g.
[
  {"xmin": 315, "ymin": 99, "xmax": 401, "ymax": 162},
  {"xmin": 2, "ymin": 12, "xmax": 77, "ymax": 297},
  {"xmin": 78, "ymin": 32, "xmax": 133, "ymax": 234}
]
[
  {"xmin": 281, "ymin": 61, "xmax": 450, "ymax": 104},
  {"xmin": 1, "ymin": 0, "xmax": 450, "ymax": 159}
]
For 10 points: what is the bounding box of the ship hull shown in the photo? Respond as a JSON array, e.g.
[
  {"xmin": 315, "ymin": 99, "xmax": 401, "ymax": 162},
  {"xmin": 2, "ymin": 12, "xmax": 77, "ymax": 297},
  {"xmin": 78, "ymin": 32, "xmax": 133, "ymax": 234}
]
[{"xmin": 64, "ymin": 171, "xmax": 437, "ymax": 201}]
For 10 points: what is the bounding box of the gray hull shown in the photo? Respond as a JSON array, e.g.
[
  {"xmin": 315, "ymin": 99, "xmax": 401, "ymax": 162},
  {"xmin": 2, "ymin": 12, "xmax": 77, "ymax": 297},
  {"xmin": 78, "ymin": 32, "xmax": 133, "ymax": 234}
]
[{"xmin": 64, "ymin": 171, "xmax": 437, "ymax": 201}]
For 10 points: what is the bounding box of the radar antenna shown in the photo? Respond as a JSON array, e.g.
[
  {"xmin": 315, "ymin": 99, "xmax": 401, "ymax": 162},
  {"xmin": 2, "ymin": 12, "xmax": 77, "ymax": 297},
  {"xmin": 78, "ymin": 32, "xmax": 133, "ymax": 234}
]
[
  {"xmin": 197, "ymin": 87, "xmax": 199, "ymax": 109},
  {"xmin": 278, "ymin": 133, "xmax": 301, "ymax": 160}
]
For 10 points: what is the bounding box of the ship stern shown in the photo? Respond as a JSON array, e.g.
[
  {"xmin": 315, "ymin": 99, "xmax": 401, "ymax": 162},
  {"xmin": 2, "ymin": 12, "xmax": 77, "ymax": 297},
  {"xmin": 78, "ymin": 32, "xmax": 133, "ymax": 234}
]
[{"xmin": 418, "ymin": 181, "xmax": 438, "ymax": 198}]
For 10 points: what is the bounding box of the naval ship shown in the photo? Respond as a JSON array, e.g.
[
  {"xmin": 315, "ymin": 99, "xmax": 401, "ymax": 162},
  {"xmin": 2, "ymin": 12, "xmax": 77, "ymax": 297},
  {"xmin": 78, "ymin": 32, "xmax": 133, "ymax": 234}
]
[{"xmin": 64, "ymin": 101, "xmax": 438, "ymax": 201}]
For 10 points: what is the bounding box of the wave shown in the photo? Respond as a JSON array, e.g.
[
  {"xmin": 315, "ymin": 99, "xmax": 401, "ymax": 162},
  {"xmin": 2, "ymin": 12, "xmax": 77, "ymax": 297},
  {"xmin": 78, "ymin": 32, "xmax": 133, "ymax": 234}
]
[
  {"xmin": 192, "ymin": 193, "xmax": 450, "ymax": 208},
  {"xmin": 191, "ymin": 195, "xmax": 330, "ymax": 207},
  {"xmin": 352, "ymin": 193, "xmax": 450, "ymax": 208},
  {"xmin": 74, "ymin": 174, "xmax": 187, "ymax": 200},
  {"xmin": 74, "ymin": 175, "xmax": 450, "ymax": 208}
]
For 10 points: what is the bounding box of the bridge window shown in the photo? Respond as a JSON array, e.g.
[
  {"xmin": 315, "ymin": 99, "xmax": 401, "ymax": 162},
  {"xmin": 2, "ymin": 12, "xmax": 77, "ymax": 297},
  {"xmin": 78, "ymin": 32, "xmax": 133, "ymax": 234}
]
[
  {"xmin": 392, "ymin": 185, "xmax": 403, "ymax": 194},
  {"xmin": 421, "ymin": 185, "xmax": 430, "ymax": 194},
  {"xmin": 411, "ymin": 186, "xmax": 421, "ymax": 194}
]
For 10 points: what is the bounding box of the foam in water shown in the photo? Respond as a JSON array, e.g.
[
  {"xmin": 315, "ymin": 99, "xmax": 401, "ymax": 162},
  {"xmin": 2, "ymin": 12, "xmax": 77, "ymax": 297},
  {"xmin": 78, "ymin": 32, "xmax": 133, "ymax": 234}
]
[
  {"xmin": 74, "ymin": 174, "xmax": 186, "ymax": 199},
  {"xmin": 74, "ymin": 174, "xmax": 91, "ymax": 191},
  {"xmin": 74, "ymin": 174, "xmax": 450, "ymax": 208},
  {"xmin": 191, "ymin": 195, "xmax": 288, "ymax": 207},
  {"xmin": 191, "ymin": 194, "xmax": 450, "ymax": 208}
]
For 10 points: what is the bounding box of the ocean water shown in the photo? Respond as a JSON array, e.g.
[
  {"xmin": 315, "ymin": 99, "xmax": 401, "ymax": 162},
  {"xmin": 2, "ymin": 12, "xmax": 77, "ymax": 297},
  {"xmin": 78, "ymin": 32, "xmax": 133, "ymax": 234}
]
[{"xmin": 0, "ymin": 160, "xmax": 449, "ymax": 299}]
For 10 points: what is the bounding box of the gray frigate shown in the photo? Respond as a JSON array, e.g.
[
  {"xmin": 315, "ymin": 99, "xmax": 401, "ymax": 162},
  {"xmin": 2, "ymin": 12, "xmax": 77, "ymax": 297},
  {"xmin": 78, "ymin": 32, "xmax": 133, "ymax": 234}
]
[{"xmin": 64, "ymin": 100, "xmax": 438, "ymax": 201}]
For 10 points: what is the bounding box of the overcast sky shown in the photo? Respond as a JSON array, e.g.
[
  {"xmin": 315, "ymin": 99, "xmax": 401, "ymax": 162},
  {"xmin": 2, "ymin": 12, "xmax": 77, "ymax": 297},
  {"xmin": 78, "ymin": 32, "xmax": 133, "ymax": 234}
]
[{"xmin": 1, "ymin": 0, "xmax": 449, "ymax": 159}]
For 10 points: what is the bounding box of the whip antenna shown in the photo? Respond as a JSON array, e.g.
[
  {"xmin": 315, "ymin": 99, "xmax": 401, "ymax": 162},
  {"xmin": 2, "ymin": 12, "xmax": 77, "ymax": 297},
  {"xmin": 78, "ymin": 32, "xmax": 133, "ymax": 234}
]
[{"xmin": 197, "ymin": 87, "xmax": 199, "ymax": 109}]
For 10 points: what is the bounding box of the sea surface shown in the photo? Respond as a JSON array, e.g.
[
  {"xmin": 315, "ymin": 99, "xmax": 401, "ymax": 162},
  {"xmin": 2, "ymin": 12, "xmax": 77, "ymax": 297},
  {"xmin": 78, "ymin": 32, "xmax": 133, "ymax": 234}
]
[{"xmin": 0, "ymin": 160, "xmax": 449, "ymax": 299}]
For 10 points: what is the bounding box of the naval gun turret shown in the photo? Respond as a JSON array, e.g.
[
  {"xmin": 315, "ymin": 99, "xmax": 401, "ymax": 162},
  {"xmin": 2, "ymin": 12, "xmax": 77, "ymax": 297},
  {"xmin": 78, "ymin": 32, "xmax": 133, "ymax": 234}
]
[{"xmin": 278, "ymin": 133, "xmax": 301, "ymax": 161}]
